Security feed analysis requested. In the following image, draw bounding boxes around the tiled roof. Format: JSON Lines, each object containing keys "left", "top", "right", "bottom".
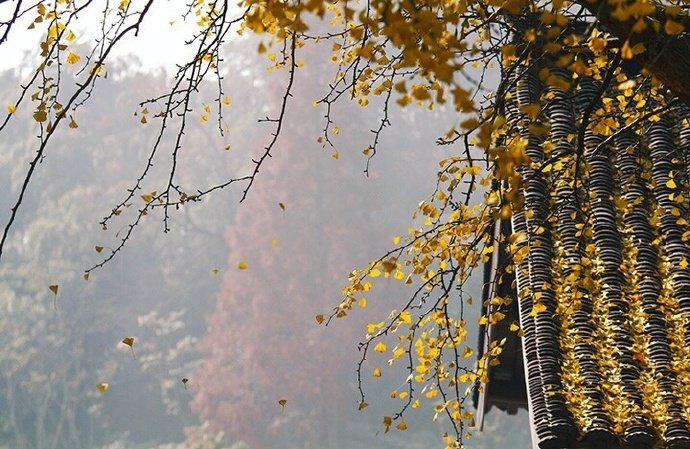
{"left": 477, "top": 53, "right": 690, "bottom": 448}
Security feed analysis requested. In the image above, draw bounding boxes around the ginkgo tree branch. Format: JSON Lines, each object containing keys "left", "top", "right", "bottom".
{"left": 241, "top": 32, "right": 298, "bottom": 202}
{"left": 0, "top": 0, "right": 156, "bottom": 263}
{"left": 0, "top": 0, "right": 22, "bottom": 44}
{"left": 573, "top": 51, "right": 621, "bottom": 196}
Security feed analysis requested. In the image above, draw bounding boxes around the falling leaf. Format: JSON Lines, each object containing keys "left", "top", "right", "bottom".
{"left": 271, "top": 239, "right": 279, "bottom": 248}
{"left": 373, "top": 367, "right": 382, "bottom": 377}
{"left": 211, "top": 268, "right": 220, "bottom": 275}
{"left": 331, "top": 151, "right": 339, "bottom": 160}
{"left": 383, "top": 416, "right": 392, "bottom": 433}
{"left": 315, "top": 314, "right": 324, "bottom": 324}
{"left": 66, "top": 51, "right": 81, "bottom": 64}
{"left": 278, "top": 399, "right": 287, "bottom": 410}
{"left": 238, "top": 260, "right": 248, "bottom": 270}
{"left": 182, "top": 378, "right": 189, "bottom": 389}
{"left": 97, "top": 382, "right": 109, "bottom": 393}
{"left": 95, "top": 245, "right": 104, "bottom": 253}
{"left": 278, "top": 202, "right": 285, "bottom": 211}
{"left": 666, "top": 178, "right": 677, "bottom": 189}
{"left": 49, "top": 284, "right": 58, "bottom": 295}
{"left": 223, "top": 96, "right": 231, "bottom": 105}
{"left": 121, "top": 337, "right": 136, "bottom": 358}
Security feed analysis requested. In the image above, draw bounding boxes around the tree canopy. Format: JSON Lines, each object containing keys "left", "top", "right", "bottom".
{"left": 2, "top": 0, "right": 690, "bottom": 448}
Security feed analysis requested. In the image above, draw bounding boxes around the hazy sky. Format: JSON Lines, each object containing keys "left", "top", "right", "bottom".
{"left": 0, "top": 1, "right": 206, "bottom": 73}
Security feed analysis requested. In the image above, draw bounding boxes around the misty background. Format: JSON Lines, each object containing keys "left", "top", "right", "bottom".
{"left": 0, "top": 22, "right": 531, "bottom": 449}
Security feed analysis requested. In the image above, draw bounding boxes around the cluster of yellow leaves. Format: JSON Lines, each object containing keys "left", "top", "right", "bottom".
{"left": 21, "top": 1, "right": 100, "bottom": 129}
{"left": 328, "top": 151, "right": 503, "bottom": 435}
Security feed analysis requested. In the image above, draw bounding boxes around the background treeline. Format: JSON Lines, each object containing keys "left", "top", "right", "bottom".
{"left": 0, "top": 40, "right": 530, "bottom": 449}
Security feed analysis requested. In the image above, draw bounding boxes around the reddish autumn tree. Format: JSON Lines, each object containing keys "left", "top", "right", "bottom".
{"left": 190, "top": 60, "right": 424, "bottom": 448}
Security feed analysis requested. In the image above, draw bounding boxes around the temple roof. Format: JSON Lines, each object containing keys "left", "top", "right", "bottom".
{"left": 476, "top": 52, "right": 690, "bottom": 449}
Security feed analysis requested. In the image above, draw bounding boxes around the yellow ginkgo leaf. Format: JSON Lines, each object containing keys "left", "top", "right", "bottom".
{"left": 358, "top": 401, "right": 368, "bottom": 410}
{"left": 665, "top": 19, "right": 685, "bottom": 35}
{"left": 315, "top": 314, "right": 324, "bottom": 324}
{"left": 66, "top": 51, "right": 81, "bottom": 64}
{"left": 331, "top": 151, "right": 339, "bottom": 160}
{"left": 374, "top": 342, "right": 387, "bottom": 352}
{"left": 373, "top": 367, "right": 382, "bottom": 377}
{"left": 529, "top": 302, "right": 547, "bottom": 317}
{"left": 83, "top": 272, "right": 90, "bottom": 281}
{"left": 141, "top": 192, "right": 156, "bottom": 203}
{"left": 238, "top": 260, "right": 248, "bottom": 270}
{"left": 68, "top": 116, "right": 78, "bottom": 128}
{"left": 95, "top": 246, "right": 104, "bottom": 253}
{"left": 33, "top": 110, "right": 47, "bottom": 122}
{"left": 121, "top": 337, "right": 136, "bottom": 358}
{"left": 97, "top": 382, "right": 109, "bottom": 393}
{"left": 6, "top": 104, "right": 16, "bottom": 114}
{"left": 666, "top": 178, "right": 677, "bottom": 189}
{"left": 49, "top": 284, "right": 58, "bottom": 295}
{"left": 396, "top": 421, "right": 408, "bottom": 431}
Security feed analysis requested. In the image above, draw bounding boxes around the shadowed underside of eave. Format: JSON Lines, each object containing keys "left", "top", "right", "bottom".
{"left": 479, "top": 49, "right": 690, "bottom": 449}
